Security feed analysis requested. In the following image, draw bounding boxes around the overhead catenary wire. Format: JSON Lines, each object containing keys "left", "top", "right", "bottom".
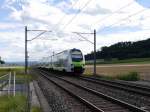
{"left": 75, "top": 33, "right": 94, "bottom": 44}
{"left": 28, "top": 31, "right": 47, "bottom": 41}
{"left": 97, "top": 7, "right": 149, "bottom": 32}
{"left": 61, "top": 0, "right": 134, "bottom": 34}
{"left": 59, "top": 0, "right": 134, "bottom": 43}
{"left": 25, "top": 1, "right": 150, "bottom": 63}
{"left": 71, "top": 5, "right": 149, "bottom": 46}
{"left": 62, "top": 0, "right": 93, "bottom": 30}
{"left": 91, "top": 1, "right": 134, "bottom": 28}
{"left": 53, "top": 0, "right": 80, "bottom": 30}
{"left": 27, "top": 30, "right": 52, "bottom": 41}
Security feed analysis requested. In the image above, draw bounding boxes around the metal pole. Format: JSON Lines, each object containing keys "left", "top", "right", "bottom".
{"left": 8, "top": 72, "right": 11, "bottom": 95}
{"left": 13, "top": 71, "right": 15, "bottom": 96}
{"left": 25, "top": 26, "right": 29, "bottom": 112}
{"left": 94, "top": 29, "right": 96, "bottom": 75}
{"left": 25, "top": 26, "right": 28, "bottom": 74}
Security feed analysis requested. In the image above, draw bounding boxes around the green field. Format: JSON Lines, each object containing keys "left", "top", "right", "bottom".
{"left": 0, "top": 67, "right": 34, "bottom": 83}
{"left": 86, "top": 58, "right": 150, "bottom": 65}
{"left": 0, "top": 66, "right": 41, "bottom": 112}
{"left": 0, "top": 94, "right": 41, "bottom": 112}
{"left": 0, "top": 66, "right": 24, "bottom": 76}
{"left": 0, "top": 94, "right": 27, "bottom": 112}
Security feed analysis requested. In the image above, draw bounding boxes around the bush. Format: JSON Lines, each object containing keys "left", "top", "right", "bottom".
{"left": 98, "top": 72, "right": 140, "bottom": 81}
{"left": 116, "top": 72, "right": 140, "bottom": 81}
{"left": 0, "top": 94, "right": 27, "bottom": 112}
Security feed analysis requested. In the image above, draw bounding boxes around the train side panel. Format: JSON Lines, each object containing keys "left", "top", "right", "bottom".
{"left": 52, "top": 50, "right": 71, "bottom": 72}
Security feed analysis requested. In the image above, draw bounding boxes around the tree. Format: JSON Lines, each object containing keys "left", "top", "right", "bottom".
{"left": 0, "top": 57, "right": 5, "bottom": 64}
{"left": 85, "top": 38, "right": 150, "bottom": 60}
{"left": 0, "top": 60, "right": 5, "bottom": 64}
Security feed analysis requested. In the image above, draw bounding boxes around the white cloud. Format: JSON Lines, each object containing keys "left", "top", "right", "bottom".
{"left": 0, "top": 22, "right": 23, "bottom": 30}
{"left": 0, "top": 0, "right": 150, "bottom": 61}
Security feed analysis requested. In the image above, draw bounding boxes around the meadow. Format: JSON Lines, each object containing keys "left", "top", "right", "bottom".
{"left": 85, "top": 58, "right": 150, "bottom": 65}
{"left": 84, "top": 64, "right": 150, "bottom": 80}
{"left": 0, "top": 66, "right": 41, "bottom": 112}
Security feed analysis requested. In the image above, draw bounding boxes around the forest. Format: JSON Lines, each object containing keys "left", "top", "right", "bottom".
{"left": 85, "top": 38, "right": 150, "bottom": 60}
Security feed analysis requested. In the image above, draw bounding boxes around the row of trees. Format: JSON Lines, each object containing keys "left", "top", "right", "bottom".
{"left": 0, "top": 56, "right": 5, "bottom": 64}
{"left": 85, "top": 38, "right": 150, "bottom": 60}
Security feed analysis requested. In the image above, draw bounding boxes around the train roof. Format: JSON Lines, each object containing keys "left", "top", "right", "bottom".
{"left": 52, "top": 48, "right": 81, "bottom": 56}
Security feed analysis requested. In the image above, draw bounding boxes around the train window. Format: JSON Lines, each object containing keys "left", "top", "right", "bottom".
{"left": 71, "top": 50, "right": 83, "bottom": 62}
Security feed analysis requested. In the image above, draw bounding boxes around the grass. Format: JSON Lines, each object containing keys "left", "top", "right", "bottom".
{"left": 86, "top": 57, "right": 150, "bottom": 65}
{"left": 98, "top": 75, "right": 115, "bottom": 80}
{"left": 95, "top": 71, "right": 141, "bottom": 81}
{"left": 0, "top": 94, "right": 27, "bottom": 112}
{"left": 0, "top": 67, "right": 35, "bottom": 83}
{"left": 31, "top": 106, "right": 42, "bottom": 112}
{"left": 0, "top": 94, "right": 42, "bottom": 112}
{"left": 0, "top": 67, "right": 41, "bottom": 112}
{"left": 84, "top": 63, "right": 150, "bottom": 80}
{"left": 0, "top": 69, "right": 11, "bottom": 77}
{"left": 116, "top": 72, "right": 140, "bottom": 81}
{"left": 0, "top": 66, "right": 24, "bottom": 71}
{"left": 0, "top": 67, "right": 24, "bottom": 77}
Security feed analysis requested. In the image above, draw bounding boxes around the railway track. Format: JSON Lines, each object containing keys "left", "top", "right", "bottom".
{"left": 38, "top": 70, "right": 148, "bottom": 112}
{"left": 36, "top": 73, "right": 92, "bottom": 112}
{"left": 80, "top": 76, "right": 150, "bottom": 97}
{"left": 58, "top": 76, "right": 150, "bottom": 111}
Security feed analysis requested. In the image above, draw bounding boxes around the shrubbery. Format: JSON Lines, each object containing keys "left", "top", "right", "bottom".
{"left": 116, "top": 72, "right": 140, "bottom": 81}
{"left": 99, "top": 71, "right": 140, "bottom": 81}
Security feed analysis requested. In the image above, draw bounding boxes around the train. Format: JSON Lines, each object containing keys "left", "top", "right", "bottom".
{"left": 39, "top": 48, "right": 85, "bottom": 74}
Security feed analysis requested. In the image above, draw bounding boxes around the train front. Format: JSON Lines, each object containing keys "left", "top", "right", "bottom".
{"left": 70, "top": 49, "right": 85, "bottom": 74}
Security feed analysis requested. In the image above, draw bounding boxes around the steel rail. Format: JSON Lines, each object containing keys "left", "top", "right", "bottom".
{"left": 39, "top": 72, "right": 104, "bottom": 112}
{"left": 80, "top": 76, "right": 150, "bottom": 96}
{"left": 87, "top": 76, "right": 150, "bottom": 89}
{"left": 39, "top": 70, "right": 148, "bottom": 112}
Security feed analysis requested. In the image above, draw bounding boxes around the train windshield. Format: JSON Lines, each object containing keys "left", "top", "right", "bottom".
{"left": 71, "top": 50, "right": 83, "bottom": 62}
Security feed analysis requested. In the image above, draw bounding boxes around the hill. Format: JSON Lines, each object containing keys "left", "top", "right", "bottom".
{"left": 85, "top": 38, "right": 150, "bottom": 61}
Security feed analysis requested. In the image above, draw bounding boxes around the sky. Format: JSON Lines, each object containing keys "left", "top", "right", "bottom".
{"left": 0, "top": 0, "right": 150, "bottom": 62}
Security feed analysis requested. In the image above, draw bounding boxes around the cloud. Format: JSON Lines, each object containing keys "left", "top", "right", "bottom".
{"left": 0, "top": 0, "right": 150, "bottom": 62}
{"left": 0, "top": 22, "right": 22, "bottom": 30}
{"left": 83, "top": 5, "right": 112, "bottom": 15}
